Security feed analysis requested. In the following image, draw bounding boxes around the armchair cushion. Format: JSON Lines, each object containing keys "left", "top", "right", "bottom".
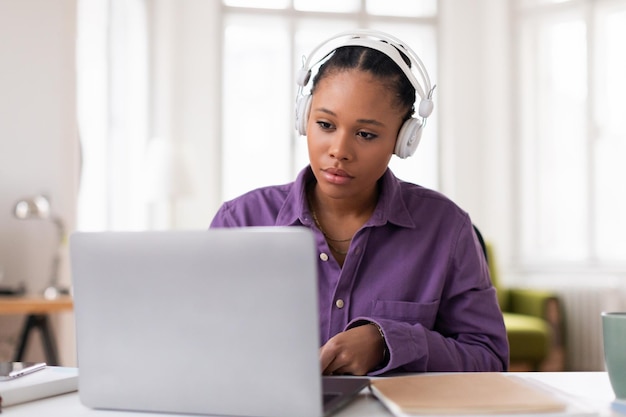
{"left": 503, "top": 312, "right": 550, "bottom": 362}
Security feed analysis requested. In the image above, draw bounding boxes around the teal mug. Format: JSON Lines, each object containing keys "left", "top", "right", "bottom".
{"left": 602, "top": 312, "right": 626, "bottom": 401}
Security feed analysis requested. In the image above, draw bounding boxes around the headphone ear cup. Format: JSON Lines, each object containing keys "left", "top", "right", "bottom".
{"left": 295, "top": 94, "right": 312, "bottom": 136}
{"left": 394, "top": 118, "right": 423, "bottom": 159}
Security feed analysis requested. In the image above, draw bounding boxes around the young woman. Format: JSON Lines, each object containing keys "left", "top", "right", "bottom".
{"left": 210, "top": 30, "right": 509, "bottom": 375}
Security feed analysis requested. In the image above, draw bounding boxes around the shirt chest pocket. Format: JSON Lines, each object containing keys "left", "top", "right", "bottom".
{"left": 371, "top": 300, "right": 439, "bottom": 328}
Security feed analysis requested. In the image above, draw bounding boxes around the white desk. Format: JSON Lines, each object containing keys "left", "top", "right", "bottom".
{"left": 5, "top": 372, "right": 619, "bottom": 417}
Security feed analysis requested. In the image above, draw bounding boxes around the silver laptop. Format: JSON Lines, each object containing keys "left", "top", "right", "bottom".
{"left": 70, "top": 227, "right": 368, "bottom": 417}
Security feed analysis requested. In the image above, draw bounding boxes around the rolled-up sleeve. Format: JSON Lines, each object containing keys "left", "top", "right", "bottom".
{"left": 346, "top": 219, "right": 509, "bottom": 375}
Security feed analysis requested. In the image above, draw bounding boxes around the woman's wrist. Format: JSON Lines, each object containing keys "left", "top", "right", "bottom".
{"left": 369, "top": 322, "right": 389, "bottom": 366}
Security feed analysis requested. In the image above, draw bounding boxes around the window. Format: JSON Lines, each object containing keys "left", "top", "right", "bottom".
{"left": 515, "top": 0, "right": 626, "bottom": 268}
{"left": 76, "top": 1, "right": 438, "bottom": 230}
{"left": 221, "top": 1, "right": 439, "bottom": 200}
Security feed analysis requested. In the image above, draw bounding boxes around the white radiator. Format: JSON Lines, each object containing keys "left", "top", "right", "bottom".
{"left": 550, "top": 285, "right": 624, "bottom": 371}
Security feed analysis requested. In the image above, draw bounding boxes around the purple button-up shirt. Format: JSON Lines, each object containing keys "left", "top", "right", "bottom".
{"left": 210, "top": 166, "right": 509, "bottom": 374}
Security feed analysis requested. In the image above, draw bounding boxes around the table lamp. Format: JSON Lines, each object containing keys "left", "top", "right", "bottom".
{"left": 13, "top": 194, "right": 69, "bottom": 299}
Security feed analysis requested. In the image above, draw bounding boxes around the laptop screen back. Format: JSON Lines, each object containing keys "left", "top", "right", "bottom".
{"left": 71, "top": 227, "right": 323, "bottom": 417}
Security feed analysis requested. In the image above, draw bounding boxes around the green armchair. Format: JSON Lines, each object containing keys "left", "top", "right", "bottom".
{"left": 474, "top": 228, "right": 565, "bottom": 371}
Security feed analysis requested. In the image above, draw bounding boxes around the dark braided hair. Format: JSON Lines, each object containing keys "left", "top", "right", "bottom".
{"left": 310, "top": 45, "right": 416, "bottom": 121}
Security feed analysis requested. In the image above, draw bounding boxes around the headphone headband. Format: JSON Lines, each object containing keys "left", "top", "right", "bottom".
{"left": 296, "top": 29, "right": 435, "bottom": 118}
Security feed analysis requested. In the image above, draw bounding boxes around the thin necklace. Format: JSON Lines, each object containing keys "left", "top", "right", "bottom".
{"left": 307, "top": 196, "right": 352, "bottom": 255}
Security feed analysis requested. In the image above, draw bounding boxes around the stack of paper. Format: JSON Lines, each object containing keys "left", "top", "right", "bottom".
{"left": 0, "top": 366, "right": 78, "bottom": 409}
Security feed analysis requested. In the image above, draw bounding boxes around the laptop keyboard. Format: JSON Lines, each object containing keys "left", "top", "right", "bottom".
{"left": 323, "top": 392, "right": 341, "bottom": 405}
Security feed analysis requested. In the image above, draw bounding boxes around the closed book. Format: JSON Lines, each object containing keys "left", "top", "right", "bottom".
{"left": 370, "top": 373, "right": 569, "bottom": 416}
{"left": 0, "top": 366, "right": 78, "bottom": 409}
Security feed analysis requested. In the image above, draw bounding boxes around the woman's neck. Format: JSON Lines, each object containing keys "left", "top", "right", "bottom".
{"left": 309, "top": 184, "right": 378, "bottom": 219}
{"left": 307, "top": 183, "right": 378, "bottom": 266}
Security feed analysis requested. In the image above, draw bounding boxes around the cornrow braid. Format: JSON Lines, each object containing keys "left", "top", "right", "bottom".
{"left": 311, "top": 45, "right": 416, "bottom": 121}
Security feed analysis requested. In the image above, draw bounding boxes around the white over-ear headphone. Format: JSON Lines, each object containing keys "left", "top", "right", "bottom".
{"left": 295, "top": 29, "right": 436, "bottom": 159}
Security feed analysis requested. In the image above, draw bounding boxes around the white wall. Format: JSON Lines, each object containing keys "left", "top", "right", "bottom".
{"left": 0, "top": 0, "right": 79, "bottom": 365}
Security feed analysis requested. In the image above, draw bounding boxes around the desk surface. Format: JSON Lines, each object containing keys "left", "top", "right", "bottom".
{"left": 0, "top": 296, "right": 73, "bottom": 315}
{"left": 3, "top": 372, "right": 619, "bottom": 417}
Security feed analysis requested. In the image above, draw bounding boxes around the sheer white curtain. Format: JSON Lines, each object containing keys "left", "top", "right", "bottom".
{"left": 76, "top": 0, "right": 148, "bottom": 231}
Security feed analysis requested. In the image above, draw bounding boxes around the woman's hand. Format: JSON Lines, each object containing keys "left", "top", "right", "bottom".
{"left": 319, "top": 323, "right": 385, "bottom": 376}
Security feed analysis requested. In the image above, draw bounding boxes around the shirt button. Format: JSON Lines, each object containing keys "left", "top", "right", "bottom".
{"left": 335, "top": 299, "right": 345, "bottom": 309}
{"left": 354, "top": 246, "right": 361, "bottom": 255}
{"left": 320, "top": 253, "right": 329, "bottom": 261}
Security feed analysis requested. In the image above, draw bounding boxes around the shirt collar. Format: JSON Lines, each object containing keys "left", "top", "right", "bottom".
{"left": 275, "top": 166, "right": 314, "bottom": 227}
{"left": 369, "top": 169, "right": 416, "bottom": 229}
{"left": 275, "top": 166, "right": 416, "bottom": 229}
